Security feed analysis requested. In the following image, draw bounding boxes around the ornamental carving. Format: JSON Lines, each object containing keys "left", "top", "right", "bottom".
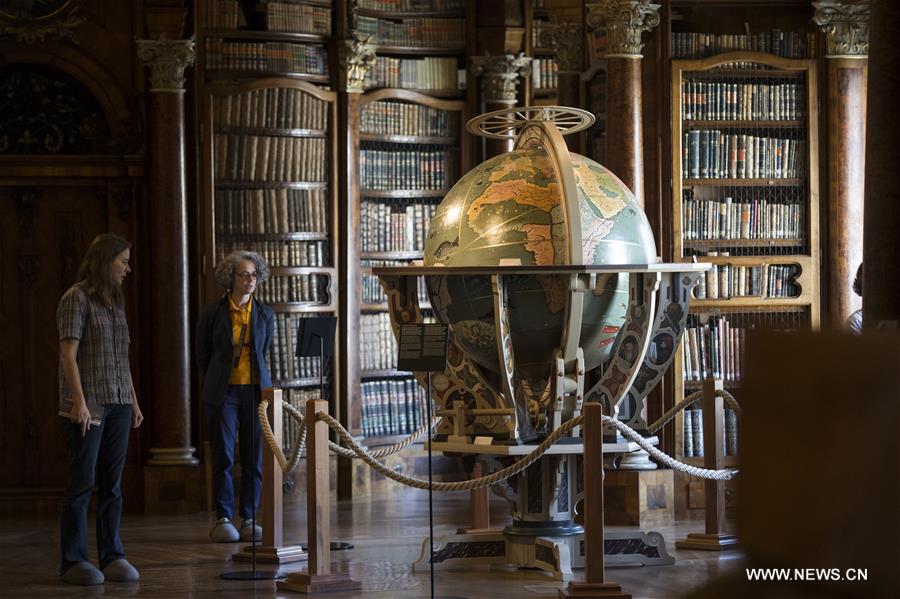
{"left": 813, "top": 1, "right": 869, "bottom": 57}
{"left": 339, "top": 37, "right": 377, "bottom": 94}
{"left": 469, "top": 54, "right": 532, "bottom": 102}
{"left": 136, "top": 35, "right": 196, "bottom": 92}
{"left": 0, "top": 0, "right": 86, "bottom": 43}
{"left": 586, "top": 0, "right": 660, "bottom": 57}
{"left": 539, "top": 22, "right": 584, "bottom": 73}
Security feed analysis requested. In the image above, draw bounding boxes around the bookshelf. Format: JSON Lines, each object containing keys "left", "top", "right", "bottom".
{"left": 197, "top": 0, "right": 340, "bottom": 453}
{"left": 354, "top": 87, "right": 467, "bottom": 441}
{"left": 670, "top": 51, "right": 820, "bottom": 476}
{"left": 526, "top": 0, "right": 558, "bottom": 106}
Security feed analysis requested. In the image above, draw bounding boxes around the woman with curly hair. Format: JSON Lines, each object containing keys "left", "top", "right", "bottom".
{"left": 57, "top": 233, "right": 143, "bottom": 585}
{"left": 196, "top": 251, "right": 274, "bottom": 542}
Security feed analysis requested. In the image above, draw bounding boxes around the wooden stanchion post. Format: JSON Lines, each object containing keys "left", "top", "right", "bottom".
{"left": 458, "top": 460, "right": 491, "bottom": 533}
{"left": 233, "top": 388, "right": 307, "bottom": 564}
{"left": 675, "top": 378, "right": 738, "bottom": 551}
{"left": 560, "top": 403, "right": 631, "bottom": 599}
{"left": 278, "top": 400, "right": 360, "bottom": 593}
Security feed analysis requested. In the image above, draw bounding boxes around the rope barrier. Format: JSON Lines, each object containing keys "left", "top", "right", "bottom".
{"left": 647, "top": 388, "right": 742, "bottom": 434}
{"left": 259, "top": 393, "right": 739, "bottom": 489}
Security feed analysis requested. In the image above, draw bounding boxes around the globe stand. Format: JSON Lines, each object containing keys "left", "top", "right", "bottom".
{"left": 373, "top": 105, "right": 710, "bottom": 585}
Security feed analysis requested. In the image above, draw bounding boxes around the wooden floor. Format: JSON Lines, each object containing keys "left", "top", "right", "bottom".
{"left": 0, "top": 486, "right": 744, "bottom": 598}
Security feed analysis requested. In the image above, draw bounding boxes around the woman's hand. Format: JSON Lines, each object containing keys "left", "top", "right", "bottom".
{"left": 132, "top": 401, "right": 144, "bottom": 429}
{"left": 70, "top": 399, "right": 93, "bottom": 438}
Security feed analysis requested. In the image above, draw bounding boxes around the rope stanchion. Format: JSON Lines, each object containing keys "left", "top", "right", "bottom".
{"left": 647, "top": 387, "right": 742, "bottom": 434}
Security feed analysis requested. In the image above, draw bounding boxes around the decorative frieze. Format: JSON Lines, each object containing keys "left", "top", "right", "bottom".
{"left": 586, "top": 0, "right": 660, "bottom": 58}
{"left": 539, "top": 22, "right": 584, "bottom": 74}
{"left": 813, "top": 1, "right": 870, "bottom": 58}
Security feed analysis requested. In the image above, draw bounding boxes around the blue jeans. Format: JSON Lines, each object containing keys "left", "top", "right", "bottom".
{"left": 207, "top": 385, "right": 262, "bottom": 521}
{"left": 60, "top": 403, "right": 132, "bottom": 574}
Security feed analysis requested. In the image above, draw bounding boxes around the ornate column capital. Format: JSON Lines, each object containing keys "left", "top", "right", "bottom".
{"left": 339, "top": 37, "right": 377, "bottom": 94}
{"left": 136, "top": 35, "right": 196, "bottom": 93}
{"left": 469, "top": 53, "right": 532, "bottom": 103}
{"left": 586, "top": 0, "right": 660, "bottom": 58}
{"left": 813, "top": 1, "right": 870, "bottom": 58}
{"left": 539, "top": 21, "right": 584, "bottom": 73}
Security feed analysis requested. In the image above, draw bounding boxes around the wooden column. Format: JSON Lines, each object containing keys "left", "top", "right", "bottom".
{"left": 560, "top": 403, "right": 630, "bottom": 598}
{"left": 675, "top": 379, "right": 737, "bottom": 550}
{"left": 543, "top": 21, "right": 585, "bottom": 152}
{"left": 470, "top": 54, "right": 532, "bottom": 159}
{"left": 586, "top": 0, "right": 660, "bottom": 206}
{"left": 278, "top": 400, "right": 360, "bottom": 593}
{"left": 814, "top": 1, "right": 870, "bottom": 329}
{"left": 863, "top": 0, "right": 900, "bottom": 330}
{"left": 136, "top": 37, "right": 197, "bottom": 468}
{"left": 336, "top": 36, "right": 376, "bottom": 500}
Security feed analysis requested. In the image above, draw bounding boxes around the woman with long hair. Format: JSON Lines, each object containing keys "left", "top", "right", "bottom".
{"left": 196, "top": 250, "right": 274, "bottom": 542}
{"left": 57, "top": 233, "right": 143, "bottom": 585}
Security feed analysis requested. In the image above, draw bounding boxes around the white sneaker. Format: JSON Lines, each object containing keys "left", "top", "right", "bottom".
{"left": 240, "top": 519, "right": 263, "bottom": 542}
{"left": 210, "top": 517, "right": 240, "bottom": 542}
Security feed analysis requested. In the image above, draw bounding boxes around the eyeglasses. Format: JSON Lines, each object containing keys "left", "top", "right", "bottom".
{"left": 236, "top": 272, "right": 259, "bottom": 280}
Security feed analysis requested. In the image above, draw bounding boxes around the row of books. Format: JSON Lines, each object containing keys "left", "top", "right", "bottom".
{"left": 681, "top": 194, "right": 804, "bottom": 241}
{"left": 361, "top": 378, "right": 428, "bottom": 438}
{"left": 216, "top": 240, "right": 330, "bottom": 268}
{"left": 682, "top": 131, "right": 805, "bottom": 179}
{"left": 214, "top": 188, "right": 330, "bottom": 234}
{"left": 693, "top": 262, "right": 800, "bottom": 300}
{"left": 361, "top": 201, "right": 436, "bottom": 253}
{"left": 213, "top": 88, "right": 329, "bottom": 131}
{"left": 682, "top": 408, "right": 739, "bottom": 457}
{"left": 360, "top": 101, "right": 455, "bottom": 137}
{"left": 202, "top": 0, "right": 243, "bottom": 28}
{"left": 532, "top": 19, "right": 551, "bottom": 49}
{"left": 683, "top": 316, "right": 747, "bottom": 383}
{"left": 262, "top": 2, "right": 332, "bottom": 35}
{"left": 254, "top": 273, "right": 330, "bottom": 305}
{"left": 358, "top": 0, "right": 465, "bottom": 10}
{"left": 363, "top": 56, "right": 461, "bottom": 91}
{"left": 280, "top": 388, "right": 318, "bottom": 451}
{"left": 361, "top": 312, "right": 399, "bottom": 371}
{"left": 361, "top": 260, "right": 430, "bottom": 305}
{"left": 214, "top": 134, "right": 328, "bottom": 182}
{"left": 672, "top": 31, "right": 816, "bottom": 59}
{"left": 356, "top": 16, "right": 465, "bottom": 48}
{"left": 681, "top": 80, "right": 804, "bottom": 121}
{"left": 359, "top": 147, "right": 452, "bottom": 190}
{"left": 203, "top": 38, "right": 329, "bottom": 75}
{"left": 533, "top": 58, "right": 558, "bottom": 90}
{"left": 267, "top": 313, "right": 327, "bottom": 383}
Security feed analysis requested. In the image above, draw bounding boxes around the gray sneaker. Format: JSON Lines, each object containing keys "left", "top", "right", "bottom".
{"left": 61, "top": 561, "right": 104, "bottom": 585}
{"left": 210, "top": 517, "right": 240, "bottom": 542}
{"left": 240, "top": 519, "right": 263, "bottom": 542}
{"left": 102, "top": 558, "right": 139, "bottom": 582}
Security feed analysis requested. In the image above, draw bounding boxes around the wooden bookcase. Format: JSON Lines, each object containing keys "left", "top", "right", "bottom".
{"left": 670, "top": 51, "right": 820, "bottom": 487}
{"left": 353, "top": 88, "right": 468, "bottom": 441}
{"left": 196, "top": 0, "right": 340, "bottom": 452}
{"left": 524, "top": 0, "right": 558, "bottom": 106}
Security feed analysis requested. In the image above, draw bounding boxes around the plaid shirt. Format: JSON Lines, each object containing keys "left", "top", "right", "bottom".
{"left": 57, "top": 284, "right": 133, "bottom": 416}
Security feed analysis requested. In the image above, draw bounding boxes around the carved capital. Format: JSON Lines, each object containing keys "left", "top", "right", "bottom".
{"left": 813, "top": 1, "right": 869, "bottom": 58}
{"left": 586, "top": 0, "right": 660, "bottom": 57}
{"left": 339, "top": 37, "right": 377, "bottom": 94}
{"left": 136, "top": 35, "right": 196, "bottom": 92}
{"left": 469, "top": 53, "right": 532, "bottom": 102}
{"left": 539, "top": 22, "right": 584, "bottom": 73}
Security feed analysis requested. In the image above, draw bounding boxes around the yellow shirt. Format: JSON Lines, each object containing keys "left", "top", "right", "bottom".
{"left": 227, "top": 295, "right": 253, "bottom": 385}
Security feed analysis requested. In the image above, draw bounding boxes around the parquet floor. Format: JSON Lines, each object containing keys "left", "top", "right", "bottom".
{"left": 0, "top": 487, "right": 743, "bottom": 598}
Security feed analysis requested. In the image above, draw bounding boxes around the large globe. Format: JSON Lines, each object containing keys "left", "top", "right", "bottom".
{"left": 423, "top": 146, "right": 657, "bottom": 384}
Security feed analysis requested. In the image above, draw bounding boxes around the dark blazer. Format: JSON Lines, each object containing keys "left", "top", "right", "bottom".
{"left": 196, "top": 295, "right": 275, "bottom": 405}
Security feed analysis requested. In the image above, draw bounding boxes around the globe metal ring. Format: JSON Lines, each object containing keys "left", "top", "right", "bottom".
{"left": 466, "top": 106, "right": 595, "bottom": 140}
